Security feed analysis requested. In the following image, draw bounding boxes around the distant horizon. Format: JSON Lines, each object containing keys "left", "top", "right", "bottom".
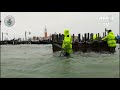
{"left": 1, "top": 12, "right": 119, "bottom": 40}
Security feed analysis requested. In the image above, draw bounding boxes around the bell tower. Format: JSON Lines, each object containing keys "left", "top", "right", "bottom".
{"left": 45, "top": 25, "right": 47, "bottom": 38}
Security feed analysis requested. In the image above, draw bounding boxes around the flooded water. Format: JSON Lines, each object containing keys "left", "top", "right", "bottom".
{"left": 1, "top": 44, "right": 120, "bottom": 78}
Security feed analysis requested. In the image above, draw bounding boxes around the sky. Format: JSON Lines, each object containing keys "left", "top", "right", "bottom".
{"left": 0, "top": 12, "right": 119, "bottom": 40}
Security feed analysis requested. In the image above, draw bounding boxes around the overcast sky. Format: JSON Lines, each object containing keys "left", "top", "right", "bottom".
{"left": 1, "top": 12, "right": 119, "bottom": 40}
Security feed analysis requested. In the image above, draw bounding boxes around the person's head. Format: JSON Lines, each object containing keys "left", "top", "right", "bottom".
{"left": 108, "top": 30, "right": 112, "bottom": 34}
{"left": 64, "top": 29, "right": 69, "bottom": 36}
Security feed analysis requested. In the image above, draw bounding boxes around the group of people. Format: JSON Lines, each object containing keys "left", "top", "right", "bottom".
{"left": 62, "top": 29, "right": 117, "bottom": 57}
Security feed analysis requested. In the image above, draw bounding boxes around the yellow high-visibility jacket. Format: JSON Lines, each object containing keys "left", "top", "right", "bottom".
{"left": 62, "top": 29, "right": 72, "bottom": 53}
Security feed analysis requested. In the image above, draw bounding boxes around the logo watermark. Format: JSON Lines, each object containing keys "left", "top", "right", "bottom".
{"left": 99, "top": 15, "right": 114, "bottom": 26}
{"left": 4, "top": 15, "right": 15, "bottom": 27}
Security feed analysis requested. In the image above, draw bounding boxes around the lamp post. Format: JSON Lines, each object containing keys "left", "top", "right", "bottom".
{"left": 25, "top": 31, "right": 31, "bottom": 41}
{"left": 0, "top": 21, "right": 1, "bottom": 41}
{"left": 2, "top": 32, "right": 8, "bottom": 41}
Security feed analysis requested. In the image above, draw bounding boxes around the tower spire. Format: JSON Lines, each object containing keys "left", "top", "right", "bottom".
{"left": 45, "top": 25, "right": 47, "bottom": 38}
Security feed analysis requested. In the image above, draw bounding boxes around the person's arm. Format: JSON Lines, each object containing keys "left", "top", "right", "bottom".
{"left": 102, "top": 35, "right": 108, "bottom": 41}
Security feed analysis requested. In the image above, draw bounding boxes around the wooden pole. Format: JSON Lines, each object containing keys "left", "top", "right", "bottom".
{"left": 73, "top": 34, "right": 75, "bottom": 42}
{"left": 98, "top": 33, "right": 99, "bottom": 39}
{"left": 52, "top": 34, "right": 54, "bottom": 42}
{"left": 88, "top": 33, "right": 89, "bottom": 41}
{"left": 96, "top": 34, "right": 97, "bottom": 39}
{"left": 62, "top": 34, "right": 64, "bottom": 41}
{"left": 90, "top": 33, "right": 93, "bottom": 41}
{"left": 82, "top": 35, "right": 84, "bottom": 41}
{"left": 78, "top": 34, "right": 81, "bottom": 42}
{"left": 56, "top": 34, "right": 58, "bottom": 42}
{"left": 85, "top": 33, "right": 86, "bottom": 42}
{"left": 105, "top": 28, "right": 107, "bottom": 36}
{"left": 2, "top": 32, "right": 3, "bottom": 41}
{"left": 58, "top": 33, "right": 61, "bottom": 42}
{"left": 103, "top": 32, "right": 104, "bottom": 37}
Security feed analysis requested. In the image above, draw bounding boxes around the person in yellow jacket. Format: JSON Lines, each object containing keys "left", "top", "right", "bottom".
{"left": 93, "top": 34, "right": 97, "bottom": 40}
{"left": 62, "top": 29, "right": 72, "bottom": 56}
{"left": 93, "top": 34, "right": 101, "bottom": 40}
{"left": 102, "top": 30, "right": 117, "bottom": 53}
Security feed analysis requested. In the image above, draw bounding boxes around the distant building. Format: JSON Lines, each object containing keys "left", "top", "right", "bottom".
{"left": 45, "top": 25, "right": 47, "bottom": 38}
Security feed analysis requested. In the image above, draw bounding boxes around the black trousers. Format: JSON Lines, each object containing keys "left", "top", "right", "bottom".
{"left": 64, "top": 52, "right": 70, "bottom": 57}
{"left": 109, "top": 47, "right": 116, "bottom": 53}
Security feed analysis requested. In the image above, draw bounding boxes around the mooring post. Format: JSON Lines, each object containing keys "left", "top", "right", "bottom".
{"left": 58, "top": 33, "right": 62, "bottom": 42}
{"left": 105, "top": 28, "right": 107, "bottom": 36}
{"left": 88, "top": 33, "right": 89, "bottom": 41}
{"left": 85, "top": 33, "right": 87, "bottom": 42}
{"left": 52, "top": 34, "right": 54, "bottom": 42}
{"left": 90, "top": 33, "right": 93, "bottom": 41}
{"left": 103, "top": 32, "right": 105, "bottom": 37}
{"left": 78, "top": 34, "right": 81, "bottom": 42}
{"left": 90, "top": 33, "right": 92, "bottom": 40}
{"left": 73, "top": 34, "right": 75, "bottom": 42}
{"left": 98, "top": 33, "right": 100, "bottom": 39}
{"left": 62, "top": 34, "right": 64, "bottom": 41}
{"left": 56, "top": 34, "right": 58, "bottom": 42}
{"left": 95, "top": 34, "right": 97, "bottom": 39}
{"left": 82, "top": 35, "right": 84, "bottom": 41}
